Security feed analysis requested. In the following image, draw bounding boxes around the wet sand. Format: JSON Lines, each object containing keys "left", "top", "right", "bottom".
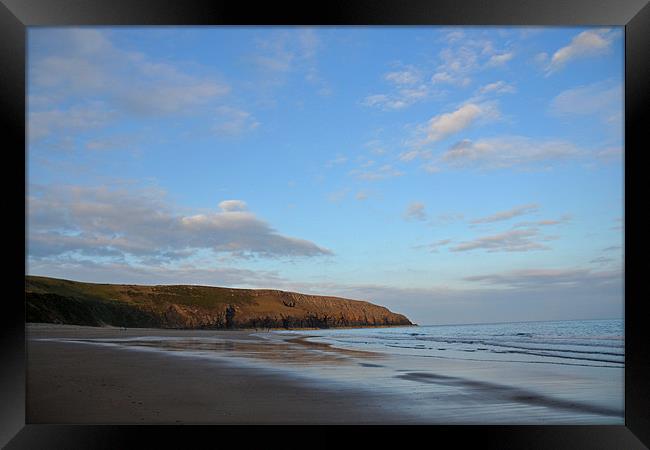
{"left": 26, "top": 324, "right": 408, "bottom": 424}
{"left": 26, "top": 324, "right": 623, "bottom": 424}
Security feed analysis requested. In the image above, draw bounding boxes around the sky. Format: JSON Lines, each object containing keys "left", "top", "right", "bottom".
{"left": 26, "top": 26, "right": 624, "bottom": 325}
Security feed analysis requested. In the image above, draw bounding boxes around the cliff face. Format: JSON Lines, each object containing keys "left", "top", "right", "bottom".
{"left": 25, "top": 276, "right": 413, "bottom": 329}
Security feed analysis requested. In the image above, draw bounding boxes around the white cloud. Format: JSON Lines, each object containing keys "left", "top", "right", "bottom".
{"left": 252, "top": 34, "right": 295, "bottom": 72}
{"left": 546, "top": 29, "right": 618, "bottom": 74}
{"left": 450, "top": 228, "right": 557, "bottom": 253}
{"left": 29, "top": 28, "right": 233, "bottom": 142}
{"left": 121, "top": 80, "right": 229, "bottom": 116}
{"left": 477, "top": 80, "right": 516, "bottom": 96}
{"left": 413, "top": 238, "right": 452, "bottom": 252}
{"left": 296, "top": 28, "right": 320, "bottom": 59}
{"left": 486, "top": 52, "right": 514, "bottom": 66}
{"left": 423, "top": 103, "right": 496, "bottom": 144}
{"left": 534, "top": 52, "right": 549, "bottom": 66}
{"left": 350, "top": 164, "right": 405, "bottom": 181}
{"left": 421, "top": 163, "right": 442, "bottom": 174}
{"left": 384, "top": 68, "right": 422, "bottom": 85}
{"left": 431, "top": 71, "right": 471, "bottom": 87}
{"left": 325, "top": 155, "right": 348, "bottom": 167}
{"left": 29, "top": 103, "right": 115, "bottom": 142}
{"left": 355, "top": 191, "right": 369, "bottom": 201}
{"left": 28, "top": 184, "right": 332, "bottom": 261}
{"left": 438, "top": 46, "right": 479, "bottom": 77}
{"left": 399, "top": 150, "right": 427, "bottom": 162}
{"left": 363, "top": 94, "right": 405, "bottom": 110}
{"left": 590, "top": 256, "right": 616, "bottom": 266}
{"left": 470, "top": 203, "right": 539, "bottom": 224}
{"left": 550, "top": 80, "right": 622, "bottom": 118}
{"left": 218, "top": 200, "right": 248, "bottom": 212}
{"left": 326, "top": 188, "right": 349, "bottom": 203}
{"left": 84, "top": 134, "right": 139, "bottom": 152}
{"left": 362, "top": 83, "right": 436, "bottom": 111}
{"left": 251, "top": 28, "right": 325, "bottom": 91}
{"left": 431, "top": 37, "right": 514, "bottom": 87}
{"left": 441, "top": 136, "right": 583, "bottom": 170}
{"left": 512, "top": 214, "right": 572, "bottom": 228}
{"left": 463, "top": 268, "right": 620, "bottom": 289}
{"left": 595, "top": 147, "right": 623, "bottom": 162}
{"left": 403, "top": 202, "right": 427, "bottom": 221}
{"left": 364, "top": 63, "right": 441, "bottom": 111}
{"left": 212, "top": 106, "right": 260, "bottom": 136}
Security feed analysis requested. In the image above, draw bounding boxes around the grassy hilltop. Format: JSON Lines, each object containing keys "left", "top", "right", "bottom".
{"left": 25, "top": 275, "right": 413, "bottom": 330}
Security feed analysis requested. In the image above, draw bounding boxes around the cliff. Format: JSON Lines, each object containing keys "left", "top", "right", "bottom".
{"left": 25, "top": 276, "right": 413, "bottom": 329}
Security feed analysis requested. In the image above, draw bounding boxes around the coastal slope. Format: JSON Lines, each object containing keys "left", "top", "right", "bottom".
{"left": 25, "top": 275, "right": 413, "bottom": 329}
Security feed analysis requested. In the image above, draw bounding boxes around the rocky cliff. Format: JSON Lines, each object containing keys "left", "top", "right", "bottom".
{"left": 25, "top": 276, "right": 413, "bottom": 329}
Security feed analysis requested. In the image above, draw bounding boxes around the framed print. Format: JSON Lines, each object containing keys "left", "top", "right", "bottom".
{"left": 1, "top": 0, "right": 649, "bottom": 448}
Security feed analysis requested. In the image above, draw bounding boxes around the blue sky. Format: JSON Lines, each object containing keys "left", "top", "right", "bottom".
{"left": 27, "top": 26, "right": 624, "bottom": 325}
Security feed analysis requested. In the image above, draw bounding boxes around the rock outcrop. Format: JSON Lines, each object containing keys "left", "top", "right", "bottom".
{"left": 25, "top": 276, "right": 413, "bottom": 329}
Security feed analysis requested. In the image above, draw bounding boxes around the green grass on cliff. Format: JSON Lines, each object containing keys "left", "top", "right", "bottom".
{"left": 26, "top": 275, "right": 258, "bottom": 309}
{"left": 25, "top": 275, "right": 413, "bottom": 329}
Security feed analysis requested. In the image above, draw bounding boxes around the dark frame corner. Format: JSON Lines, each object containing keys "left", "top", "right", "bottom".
{"left": 2, "top": 0, "right": 648, "bottom": 448}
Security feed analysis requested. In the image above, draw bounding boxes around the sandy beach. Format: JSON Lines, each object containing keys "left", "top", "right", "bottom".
{"left": 27, "top": 324, "right": 411, "bottom": 424}
{"left": 26, "top": 323, "right": 623, "bottom": 425}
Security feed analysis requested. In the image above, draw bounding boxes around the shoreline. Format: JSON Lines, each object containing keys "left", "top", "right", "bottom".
{"left": 27, "top": 324, "right": 414, "bottom": 424}
{"left": 26, "top": 323, "right": 623, "bottom": 425}
{"left": 27, "top": 342, "right": 403, "bottom": 424}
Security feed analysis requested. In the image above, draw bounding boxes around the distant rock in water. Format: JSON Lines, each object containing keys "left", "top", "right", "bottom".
{"left": 25, "top": 276, "right": 413, "bottom": 330}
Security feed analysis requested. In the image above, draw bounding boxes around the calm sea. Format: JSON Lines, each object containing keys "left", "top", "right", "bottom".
{"left": 282, "top": 318, "right": 624, "bottom": 369}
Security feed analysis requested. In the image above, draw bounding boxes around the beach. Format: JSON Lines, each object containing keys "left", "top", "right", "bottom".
{"left": 26, "top": 322, "right": 624, "bottom": 425}
{"left": 27, "top": 324, "right": 411, "bottom": 424}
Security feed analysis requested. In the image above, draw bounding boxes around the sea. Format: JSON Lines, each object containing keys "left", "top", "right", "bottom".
{"left": 266, "top": 318, "right": 624, "bottom": 423}
{"left": 280, "top": 318, "right": 624, "bottom": 369}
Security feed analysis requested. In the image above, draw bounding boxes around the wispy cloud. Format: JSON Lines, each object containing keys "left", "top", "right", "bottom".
{"left": 413, "top": 238, "right": 453, "bottom": 253}
{"left": 450, "top": 228, "right": 557, "bottom": 253}
{"left": 486, "top": 52, "right": 514, "bottom": 67}
{"left": 590, "top": 256, "right": 616, "bottom": 266}
{"left": 327, "top": 188, "right": 349, "bottom": 203}
{"left": 350, "top": 164, "right": 405, "bottom": 181}
{"left": 470, "top": 203, "right": 539, "bottom": 224}
{"left": 403, "top": 202, "right": 428, "bottom": 221}
{"left": 543, "top": 28, "right": 619, "bottom": 74}
{"left": 477, "top": 80, "right": 516, "bottom": 96}
{"left": 384, "top": 67, "right": 423, "bottom": 85}
{"left": 363, "top": 63, "right": 441, "bottom": 110}
{"left": 251, "top": 29, "right": 330, "bottom": 95}
{"left": 362, "top": 85, "right": 436, "bottom": 111}
{"left": 463, "top": 268, "right": 621, "bottom": 289}
{"left": 431, "top": 36, "right": 514, "bottom": 87}
{"left": 212, "top": 106, "right": 260, "bottom": 136}
{"left": 355, "top": 191, "right": 370, "bottom": 201}
{"left": 29, "top": 103, "right": 116, "bottom": 142}
{"left": 325, "top": 155, "right": 349, "bottom": 168}
{"left": 550, "top": 80, "right": 622, "bottom": 122}
{"left": 440, "top": 136, "right": 583, "bottom": 170}
{"left": 512, "top": 214, "right": 572, "bottom": 228}
{"left": 29, "top": 28, "right": 232, "bottom": 142}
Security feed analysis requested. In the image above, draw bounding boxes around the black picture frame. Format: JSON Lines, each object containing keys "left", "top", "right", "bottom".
{"left": 2, "top": 0, "right": 648, "bottom": 448}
